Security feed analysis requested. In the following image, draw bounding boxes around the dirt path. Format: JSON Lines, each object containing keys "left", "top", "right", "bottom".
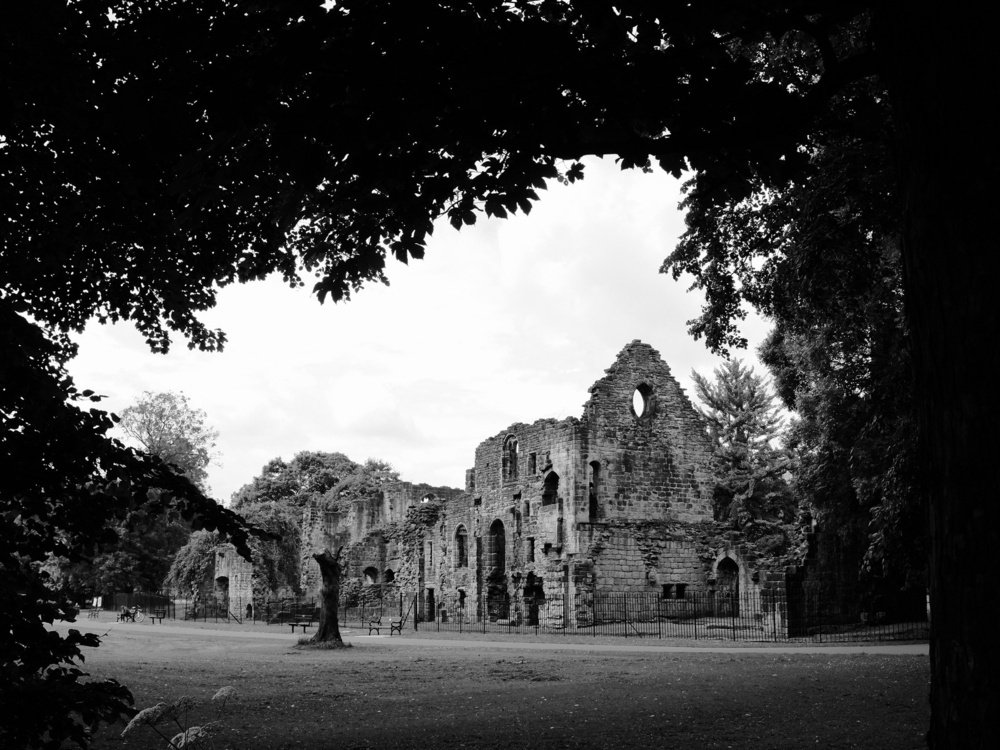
{"left": 66, "top": 621, "right": 929, "bottom": 749}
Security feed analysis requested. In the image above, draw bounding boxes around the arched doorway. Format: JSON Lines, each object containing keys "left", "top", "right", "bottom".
{"left": 425, "top": 588, "right": 436, "bottom": 622}
{"left": 523, "top": 573, "right": 545, "bottom": 626}
{"left": 486, "top": 519, "right": 508, "bottom": 620}
{"left": 716, "top": 557, "right": 740, "bottom": 616}
{"left": 214, "top": 575, "right": 229, "bottom": 617}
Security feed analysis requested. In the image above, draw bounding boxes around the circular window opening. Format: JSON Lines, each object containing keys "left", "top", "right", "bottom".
{"left": 631, "top": 383, "right": 653, "bottom": 420}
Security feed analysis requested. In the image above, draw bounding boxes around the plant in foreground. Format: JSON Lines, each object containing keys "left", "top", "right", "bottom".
{"left": 121, "top": 686, "right": 236, "bottom": 748}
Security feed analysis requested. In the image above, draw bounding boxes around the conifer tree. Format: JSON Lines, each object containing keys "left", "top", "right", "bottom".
{"left": 692, "top": 359, "right": 795, "bottom": 528}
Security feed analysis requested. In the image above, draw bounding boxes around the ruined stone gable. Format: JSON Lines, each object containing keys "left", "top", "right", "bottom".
{"left": 300, "top": 340, "right": 769, "bottom": 626}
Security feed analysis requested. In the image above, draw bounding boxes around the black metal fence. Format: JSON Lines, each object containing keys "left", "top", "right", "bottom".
{"left": 96, "top": 589, "right": 928, "bottom": 642}
{"left": 94, "top": 592, "right": 177, "bottom": 619}
{"left": 409, "top": 590, "right": 929, "bottom": 642}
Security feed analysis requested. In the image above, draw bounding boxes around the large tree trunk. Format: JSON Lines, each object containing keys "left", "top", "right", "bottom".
{"left": 878, "top": 5, "right": 1000, "bottom": 747}
{"left": 312, "top": 547, "right": 344, "bottom": 644}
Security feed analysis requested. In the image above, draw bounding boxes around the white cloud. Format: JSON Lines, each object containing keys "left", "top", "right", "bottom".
{"left": 67, "top": 157, "right": 771, "bottom": 503}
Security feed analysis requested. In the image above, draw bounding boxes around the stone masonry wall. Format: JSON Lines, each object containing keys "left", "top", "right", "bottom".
{"left": 293, "top": 341, "right": 808, "bottom": 629}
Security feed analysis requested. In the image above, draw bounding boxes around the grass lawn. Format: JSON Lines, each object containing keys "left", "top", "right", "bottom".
{"left": 67, "top": 620, "right": 929, "bottom": 749}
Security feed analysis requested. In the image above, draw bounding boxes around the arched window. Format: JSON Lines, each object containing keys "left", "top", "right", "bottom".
{"left": 363, "top": 567, "right": 379, "bottom": 584}
{"left": 384, "top": 568, "right": 395, "bottom": 583}
{"left": 631, "top": 383, "right": 654, "bottom": 421}
{"left": 542, "top": 471, "right": 559, "bottom": 506}
{"left": 588, "top": 461, "right": 601, "bottom": 520}
{"left": 455, "top": 525, "right": 469, "bottom": 568}
{"left": 488, "top": 519, "right": 506, "bottom": 572}
{"left": 502, "top": 435, "right": 519, "bottom": 482}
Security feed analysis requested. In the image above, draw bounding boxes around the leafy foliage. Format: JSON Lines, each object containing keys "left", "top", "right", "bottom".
{"left": 692, "top": 359, "right": 794, "bottom": 527}
{"left": 663, "top": 64, "right": 924, "bottom": 584}
{"left": 1, "top": 1, "right": 989, "bottom": 745}
{"left": 5, "top": 1, "right": 877, "bottom": 357}
{"left": 162, "top": 530, "right": 221, "bottom": 596}
{"left": 240, "top": 504, "right": 302, "bottom": 600}
{"left": 230, "top": 452, "right": 361, "bottom": 513}
{"left": 224, "top": 452, "right": 396, "bottom": 599}
{"left": 119, "top": 392, "right": 219, "bottom": 494}
{"left": 46, "top": 391, "right": 222, "bottom": 600}
{"left": 0, "top": 308, "right": 255, "bottom": 748}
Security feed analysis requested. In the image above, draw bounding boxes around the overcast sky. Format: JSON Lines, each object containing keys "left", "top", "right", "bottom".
{"left": 67, "top": 157, "right": 771, "bottom": 503}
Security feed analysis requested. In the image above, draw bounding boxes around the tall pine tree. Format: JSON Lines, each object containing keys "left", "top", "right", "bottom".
{"left": 692, "top": 359, "right": 795, "bottom": 529}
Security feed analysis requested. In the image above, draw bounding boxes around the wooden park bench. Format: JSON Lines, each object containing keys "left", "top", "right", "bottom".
{"left": 290, "top": 615, "right": 313, "bottom": 634}
{"left": 367, "top": 615, "right": 405, "bottom": 635}
{"left": 149, "top": 609, "right": 166, "bottom": 624}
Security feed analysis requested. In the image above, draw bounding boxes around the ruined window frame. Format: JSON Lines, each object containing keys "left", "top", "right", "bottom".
{"left": 541, "top": 470, "right": 559, "bottom": 506}
{"left": 501, "top": 434, "right": 519, "bottom": 483}
{"left": 455, "top": 524, "right": 469, "bottom": 568}
{"left": 488, "top": 518, "right": 506, "bottom": 572}
{"left": 630, "top": 382, "right": 655, "bottom": 423}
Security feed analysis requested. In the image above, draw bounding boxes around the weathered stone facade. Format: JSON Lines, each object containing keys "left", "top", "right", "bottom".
{"left": 298, "top": 341, "right": 783, "bottom": 626}
{"left": 193, "top": 543, "right": 255, "bottom": 616}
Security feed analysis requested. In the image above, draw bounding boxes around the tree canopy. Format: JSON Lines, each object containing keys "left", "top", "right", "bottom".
{"left": 3, "top": 2, "right": 998, "bottom": 747}
{"left": 222, "top": 451, "right": 397, "bottom": 600}
{"left": 230, "top": 451, "right": 363, "bottom": 512}
{"left": 44, "top": 392, "right": 225, "bottom": 600}
{"left": 663, "top": 64, "right": 922, "bottom": 586}
{"left": 119, "top": 391, "right": 219, "bottom": 494}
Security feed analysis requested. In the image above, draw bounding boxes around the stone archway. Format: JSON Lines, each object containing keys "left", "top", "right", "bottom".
{"left": 523, "top": 572, "right": 545, "bottom": 626}
{"left": 214, "top": 575, "right": 230, "bottom": 616}
{"left": 715, "top": 556, "right": 740, "bottom": 617}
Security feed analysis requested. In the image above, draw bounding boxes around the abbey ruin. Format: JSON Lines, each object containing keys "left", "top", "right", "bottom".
{"left": 296, "top": 340, "right": 799, "bottom": 627}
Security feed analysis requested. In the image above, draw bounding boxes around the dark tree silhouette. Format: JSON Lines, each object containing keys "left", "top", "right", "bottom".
{"left": 4, "top": 2, "right": 999, "bottom": 747}
{"left": 311, "top": 547, "right": 345, "bottom": 646}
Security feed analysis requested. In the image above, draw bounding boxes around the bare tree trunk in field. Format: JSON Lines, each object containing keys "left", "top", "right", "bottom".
{"left": 879, "top": 4, "right": 1000, "bottom": 747}
{"left": 312, "top": 547, "right": 344, "bottom": 645}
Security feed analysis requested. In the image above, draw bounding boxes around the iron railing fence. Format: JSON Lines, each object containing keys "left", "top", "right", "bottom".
{"left": 410, "top": 590, "right": 929, "bottom": 643}
{"left": 101, "top": 588, "right": 928, "bottom": 642}
{"left": 106, "top": 592, "right": 177, "bottom": 619}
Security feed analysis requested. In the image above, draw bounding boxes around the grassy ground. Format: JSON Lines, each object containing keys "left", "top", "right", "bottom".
{"left": 69, "top": 619, "right": 929, "bottom": 749}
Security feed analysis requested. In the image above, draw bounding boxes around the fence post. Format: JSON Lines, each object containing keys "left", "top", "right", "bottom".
{"left": 657, "top": 593, "right": 662, "bottom": 640}
{"left": 623, "top": 594, "right": 629, "bottom": 639}
{"left": 693, "top": 593, "right": 699, "bottom": 640}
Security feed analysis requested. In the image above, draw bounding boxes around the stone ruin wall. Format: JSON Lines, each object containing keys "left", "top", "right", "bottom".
{"left": 412, "top": 341, "right": 731, "bottom": 625}
{"left": 299, "top": 481, "right": 464, "bottom": 599}
{"left": 195, "top": 544, "right": 254, "bottom": 615}
{"left": 292, "top": 340, "right": 809, "bottom": 628}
